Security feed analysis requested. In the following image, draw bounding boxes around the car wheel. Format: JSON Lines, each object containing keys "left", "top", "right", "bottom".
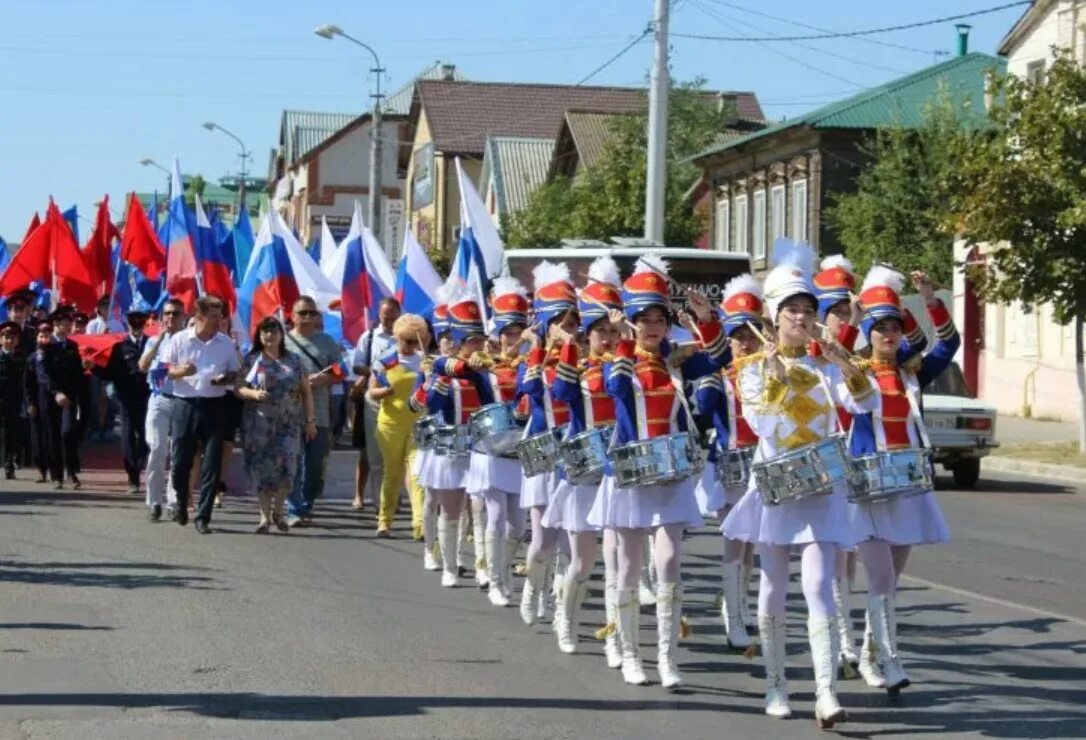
{"left": 952, "top": 459, "right": 981, "bottom": 489}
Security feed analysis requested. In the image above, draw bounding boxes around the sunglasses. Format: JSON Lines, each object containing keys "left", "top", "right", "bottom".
{"left": 162, "top": 310, "right": 180, "bottom": 316}
{"left": 295, "top": 310, "right": 318, "bottom": 317}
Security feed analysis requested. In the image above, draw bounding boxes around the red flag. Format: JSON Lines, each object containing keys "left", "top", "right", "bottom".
{"left": 70, "top": 332, "right": 125, "bottom": 368}
{"left": 84, "top": 195, "right": 120, "bottom": 296}
{"left": 0, "top": 200, "right": 92, "bottom": 295}
{"left": 21, "top": 211, "right": 41, "bottom": 245}
{"left": 121, "top": 193, "right": 166, "bottom": 281}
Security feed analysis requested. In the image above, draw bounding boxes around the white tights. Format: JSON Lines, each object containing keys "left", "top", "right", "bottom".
{"left": 614, "top": 524, "right": 684, "bottom": 589}
{"left": 758, "top": 542, "right": 837, "bottom": 618}
{"left": 525, "top": 506, "right": 563, "bottom": 565}
{"left": 567, "top": 530, "right": 597, "bottom": 581}
{"left": 434, "top": 488, "right": 465, "bottom": 521}
{"left": 484, "top": 490, "right": 525, "bottom": 540}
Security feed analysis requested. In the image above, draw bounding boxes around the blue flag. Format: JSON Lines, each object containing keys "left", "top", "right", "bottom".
{"left": 63, "top": 205, "right": 79, "bottom": 245}
{"left": 233, "top": 204, "right": 255, "bottom": 287}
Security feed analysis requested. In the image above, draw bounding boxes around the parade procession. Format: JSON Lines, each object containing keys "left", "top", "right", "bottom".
{"left": 5, "top": 0, "right": 1086, "bottom": 737}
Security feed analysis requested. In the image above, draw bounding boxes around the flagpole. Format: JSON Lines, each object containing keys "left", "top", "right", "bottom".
{"left": 105, "top": 244, "right": 124, "bottom": 325}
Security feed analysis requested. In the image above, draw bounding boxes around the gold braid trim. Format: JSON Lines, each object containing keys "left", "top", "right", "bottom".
{"left": 731, "top": 351, "right": 766, "bottom": 372}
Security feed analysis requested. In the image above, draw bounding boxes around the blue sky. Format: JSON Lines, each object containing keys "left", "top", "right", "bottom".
{"left": 0, "top": 0, "right": 1025, "bottom": 241}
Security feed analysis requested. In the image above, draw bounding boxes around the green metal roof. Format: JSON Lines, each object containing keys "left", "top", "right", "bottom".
{"left": 693, "top": 52, "right": 1006, "bottom": 161}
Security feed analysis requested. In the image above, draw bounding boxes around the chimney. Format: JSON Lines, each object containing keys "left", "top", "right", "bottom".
{"left": 956, "top": 24, "right": 971, "bottom": 56}
{"left": 440, "top": 63, "right": 456, "bottom": 81}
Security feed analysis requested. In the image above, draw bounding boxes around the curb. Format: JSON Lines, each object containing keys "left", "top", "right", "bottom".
{"left": 984, "top": 455, "right": 1086, "bottom": 484}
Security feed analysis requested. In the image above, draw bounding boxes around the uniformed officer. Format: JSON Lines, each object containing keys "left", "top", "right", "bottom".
{"left": 26, "top": 310, "right": 85, "bottom": 489}
{"left": 102, "top": 307, "right": 151, "bottom": 493}
{"left": 0, "top": 321, "right": 27, "bottom": 479}
{"left": 4, "top": 290, "right": 40, "bottom": 469}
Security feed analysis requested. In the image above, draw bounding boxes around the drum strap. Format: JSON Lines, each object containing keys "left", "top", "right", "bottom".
{"left": 580, "top": 376, "right": 596, "bottom": 429}
{"left": 900, "top": 370, "right": 933, "bottom": 449}
{"left": 722, "top": 372, "right": 738, "bottom": 451}
{"left": 668, "top": 369, "right": 701, "bottom": 446}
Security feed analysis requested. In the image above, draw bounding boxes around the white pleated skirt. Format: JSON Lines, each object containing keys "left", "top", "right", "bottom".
{"left": 465, "top": 451, "right": 522, "bottom": 497}
{"left": 848, "top": 488, "right": 950, "bottom": 546}
{"left": 722, "top": 477, "right": 859, "bottom": 548}
{"left": 419, "top": 453, "right": 470, "bottom": 491}
{"left": 587, "top": 474, "right": 703, "bottom": 530}
{"left": 542, "top": 478, "right": 602, "bottom": 532}
{"left": 520, "top": 468, "right": 560, "bottom": 509}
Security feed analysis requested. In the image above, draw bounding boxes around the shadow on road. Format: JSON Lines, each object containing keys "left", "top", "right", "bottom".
{"left": 935, "top": 476, "right": 1078, "bottom": 496}
{"left": 0, "top": 558, "right": 222, "bottom": 591}
{"left": 0, "top": 623, "right": 113, "bottom": 631}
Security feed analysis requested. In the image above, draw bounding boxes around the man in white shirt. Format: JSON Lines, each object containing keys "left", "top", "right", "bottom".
{"left": 160, "top": 295, "right": 240, "bottom": 534}
{"left": 138, "top": 298, "right": 185, "bottom": 522}
{"left": 85, "top": 296, "right": 125, "bottom": 335}
{"left": 351, "top": 297, "right": 400, "bottom": 509}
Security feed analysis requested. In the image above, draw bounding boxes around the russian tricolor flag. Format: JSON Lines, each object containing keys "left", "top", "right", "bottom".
{"left": 325, "top": 201, "right": 395, "bottom": 346}
{"left": 164, "top": 157, "right": 199, "bottom": 311}
{"left": 194, "top": 194, "right": 237, "bottom": 313}
{"left": 395, "top": 229, "right": 442, "bottom": 319}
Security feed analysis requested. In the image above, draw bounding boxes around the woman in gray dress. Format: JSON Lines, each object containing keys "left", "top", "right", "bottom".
{"left": 237, "top": 317, "right": 317, "bottom": 533}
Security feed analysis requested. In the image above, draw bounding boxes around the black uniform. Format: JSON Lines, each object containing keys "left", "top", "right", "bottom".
{"left": 0, "top": 349, "right": 27, "bottom": 476}
{"left": 26, "top": 339, "right": 85, "bottom": 484}
{"left": 102, "top": 334, "right": 150, "bottom": 487}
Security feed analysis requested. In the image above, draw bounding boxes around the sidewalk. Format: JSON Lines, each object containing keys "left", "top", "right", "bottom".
{"left": 996, "top": 414, "right": 1077, "bottom": 444}
{"left": 987, "top": 414, "right": 1086, "bottom": 482}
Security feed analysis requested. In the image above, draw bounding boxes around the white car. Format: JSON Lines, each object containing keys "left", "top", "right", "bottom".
{"left": 922, "top": 362, "right": 999, "bottom": 488}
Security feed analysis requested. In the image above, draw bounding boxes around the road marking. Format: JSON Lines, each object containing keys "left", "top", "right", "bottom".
{"left": 899, "top": 572, "right": 1086, "bottom": 629}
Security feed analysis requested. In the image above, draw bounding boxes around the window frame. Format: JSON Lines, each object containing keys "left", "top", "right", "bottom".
{"left": 752, "top": 188, "right": 767, "bottom": 260}
{"left": 791, "top": 179, "right": 808, "bottom": 240}
{"left": 734, "top": 194, "right": 749, "bottom": 254}
{"left": 714, "top": 197, "right": 730, "bottom": 252}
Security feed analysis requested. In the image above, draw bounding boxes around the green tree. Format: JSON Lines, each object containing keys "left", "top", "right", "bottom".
{"left": 503, "top": 79, "right": 733, "bottom": 247}
{"left": 952, "top": 51, "right": 1086, "bottom": 449}
{"left": 826, "top": 90, "right": 977, "bottom": 285}
{"left": 184, "top": 174, "right": 207, "bottom": 204}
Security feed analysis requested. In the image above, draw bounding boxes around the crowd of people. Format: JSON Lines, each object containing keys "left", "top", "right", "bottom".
{"left": 0, "top": 241, "right": 956, "bottom": 730}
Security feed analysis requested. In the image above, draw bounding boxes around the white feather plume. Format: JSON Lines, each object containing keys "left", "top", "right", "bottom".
{"left": 770, "top": 238, "right": 816, "bottom": 274}
{"left": 861, "top": 265, "right": 906, "bottom": 294}
{"left": 490, "top": 276, "right": 527, "bottom": 299}
{"left": 532, "top": 260, "right": 571, "bottom": 291}
{"left": 433, "top": 282, "right": 451, "bottom": 306}
{"left": 820, "top": 254, "right": 854, "bottom": 274}
{"left": 633, "top": 253, "right": 669, "bottom": 277}
{"left": 723, "top": 273, "right": 763, "bottom": 302}
{"left": 587, "top": 255, "right": 621, "bottom": 287}
{"left": 443, "top": 278, "right": 474, "bottom": 307}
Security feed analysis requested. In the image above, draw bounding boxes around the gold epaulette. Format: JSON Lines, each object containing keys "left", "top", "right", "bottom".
{"left": 731, "top": 352, "right": 765, "bottom": 372}
{"left": 902, "top": 355, "right": 923, "bottom": 375}
{"left": 421, "top": 357, "right": 435, "bottom": 374}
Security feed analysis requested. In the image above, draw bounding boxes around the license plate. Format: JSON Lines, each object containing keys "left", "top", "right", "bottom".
{"left": 926, "top": 417, "right": 956, "bottom": 430}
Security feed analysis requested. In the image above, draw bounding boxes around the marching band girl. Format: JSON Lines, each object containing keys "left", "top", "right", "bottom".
{"left": 588, "top": 255, "right": 728, "bottom": 689}
{"left": 517, "top": 262, "right": 579, "bottom": 627}
{"left": 693, "top": 273, "right": 765, "bottom": 651}
{"left": 721, "top": 240, "right": 877, "bottom": 728}
{"left": 546, "top": 256, "right": 624, "bottom": 659}
{"left": 843, "top": 267, "right": 956, "bottom": 695}
{"left": 410, "top": 285, "right": 495, "bottom": 588}
{"left": 414, "top": 293, "right": 452, "bottom": 572}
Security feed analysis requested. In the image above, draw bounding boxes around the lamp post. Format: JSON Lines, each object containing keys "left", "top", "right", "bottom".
{"left": 315, "top": 23, "right": 386, "bottom": 245}
{"left": 203, "top": 121, "right": 251, "bottom": 216}
{"left": 139, "top": 158, "right": 171, "bottom": 199}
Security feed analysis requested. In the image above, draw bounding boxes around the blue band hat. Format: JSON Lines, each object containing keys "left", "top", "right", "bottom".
{"left": 489, "top": 276, "right": 530, "bottom": 334}
{"left": 720, "top": 273, "right": 764, "bottom": 337}
{"left": 446, "top": 298, "right": 486, "bottom": 344}
{"left": 532, "top": 260, "right": 577, "bottom": 333}
{"left": 859, "top": 265, "right": 905, "bottom": 340}
{"left": 621, "top": 254, "right": 672, "bottom": 322}
{"left": 813, "top": 254, "right": 856, "bottom": 320}
{"left": 578, "top": 255, "right": 622, "bottom": 333}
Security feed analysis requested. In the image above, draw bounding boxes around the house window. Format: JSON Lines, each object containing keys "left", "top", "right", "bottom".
{"left": 1026, "top": 60, "right": 1045, "bottom": 84}
{"left": 770, "top": 185, "right": 786, "bottom": 242}
{"left": 752, "top": 189, "right": 767, "bottom": 259}
{"left": 791, "top": 179, "right": 808, "bottom": 240}
{"left": 714, "top": 198, "right": 730, "bottom": 252}
{"left": 734, "top": 194, "right": 748, "bottom": 254}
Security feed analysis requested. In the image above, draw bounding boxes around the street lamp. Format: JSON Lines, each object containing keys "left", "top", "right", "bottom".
{"left": 140, "top": 158, "right": 171, "bottom": 199}
{"left": 315, "top": 23, "right": 386, "bottom": 244}
{"left": 202, "top": 121, "right": 251, "bottom": 214}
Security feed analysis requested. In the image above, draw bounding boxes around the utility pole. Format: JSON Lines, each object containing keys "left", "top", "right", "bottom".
{"left": 644, "top": 0, "right": 670, "bottom": 244}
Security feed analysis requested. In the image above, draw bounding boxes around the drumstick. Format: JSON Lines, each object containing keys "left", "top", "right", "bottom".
{"left": 744, "top": 320, "right": 769, "bottom": 345}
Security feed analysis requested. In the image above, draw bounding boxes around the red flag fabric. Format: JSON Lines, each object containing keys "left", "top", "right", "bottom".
{"left": 84, "top": 196, "right": 120, "bottom": 296}
{"left": 47, "top": 200, "right": 93, "bottom": 286}
{"left": 70, "top": 332, "right": 125, "bottom": 368}
{"left": 121, "top": 193, "right": 166, "bottom": 281}
{"left": 0, "top": 200, "right": 91, "bottom": 296}
{"left": 21, "top": 211, "right": 41, "bottom": 246}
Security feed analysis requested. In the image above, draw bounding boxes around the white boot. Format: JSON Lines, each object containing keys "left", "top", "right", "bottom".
{"left": 423, "top": 508, "right": 440, "bottom": 572}
{"left": 809, "top": 615, "right": 847, "bottom": 729}
{"left": 456, "top": 507, "right": 470, "bottom": 574}
{"left": 857, "top": 614, "right": 887, "bottom": 688}
{"left": 502, "top": 536, "right": 520, "bottom": 599}
{"left": 437, "top": 518, "right": 458, "bottom": 587}
{"left": 758, "top": 614, "right": 792, "bottom": 718}
{"left": 551, "top": 550, "right": 568, "bottom": 632}
{"left": 639, "top": 538, "right": 657, "bottom": 606}
{"left": 655, "top": 582, "right": 684, "bottom": 689}
{"left": 833, "top": 578, "right": 859, "bottom": 673}
{"left": 602, "top": 577, "right": 623, "bottom": 669}
{"left": 486, "top": 530, "right": 509, "bottom": 607}
{"left": 557, "top": 576, "right": 587, "bottom": 654}
{"left": 537, "top": 555, "right": 554, "bottom": 623}
{"left": 721, "top": 561, "right": 753, "bottom": 650}
{"left": 868, "top": 594, "right": 910, "bottom": 694}
{"left": 519, "top": 557, "right": 547, "bottom": 626}
{"left": 739, "top": 561, "right": 756, "bottom": 629}
{"left": 616, "top": 588, "right": 648, "bottom": 685}
{"left": 473, "top": 513, "right": 489, "bottom": 589}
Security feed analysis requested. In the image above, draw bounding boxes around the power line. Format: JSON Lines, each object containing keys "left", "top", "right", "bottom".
{"left": 576, "top": 26, "right": 652, "bottom": 86}
{"left": 672, "top": 1, "right": 1029, "bottom": 42}
{"left": 699, "top": 0, "right": 935, "bottom": 55}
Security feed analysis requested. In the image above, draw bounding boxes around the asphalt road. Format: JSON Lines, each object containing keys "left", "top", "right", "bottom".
{"left": 1, "top": 447, "right": 1084, "bottom": 739}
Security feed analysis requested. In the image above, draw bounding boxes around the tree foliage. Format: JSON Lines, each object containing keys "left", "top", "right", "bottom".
{"left": 184, "top": 174, "right": 207, "bottom": 204}
{"left": 825, "top": 89, "right": 977, "bottom": 285}
{"left": 953, "top": 51, "right": 1086, "bottom": 325}
{"left": 503, "top": 79, "right": 734, "bottom": 247}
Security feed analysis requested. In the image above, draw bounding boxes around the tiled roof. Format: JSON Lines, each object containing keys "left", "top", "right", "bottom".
{"left": 693, "top": 52, "right": 1004, "bottom": 162}
{"left": 280, "top": 110, "right": 356, "bottom": 164}
{"left": 482, "top": 136, "right": 555, "bottom": 215}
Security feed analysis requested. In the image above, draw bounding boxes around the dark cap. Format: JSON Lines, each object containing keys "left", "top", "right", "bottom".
{"left": 3, "top": 289, "right": 37, "bottom": 309}
{"left": 36, "top": 320, "right": 54, "bottom": 334}
{"left": 49, "top": 306, "right": 75, "bottom": 322}
{"left": 0, "top": 321, "right": 21, "bottom": 337}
